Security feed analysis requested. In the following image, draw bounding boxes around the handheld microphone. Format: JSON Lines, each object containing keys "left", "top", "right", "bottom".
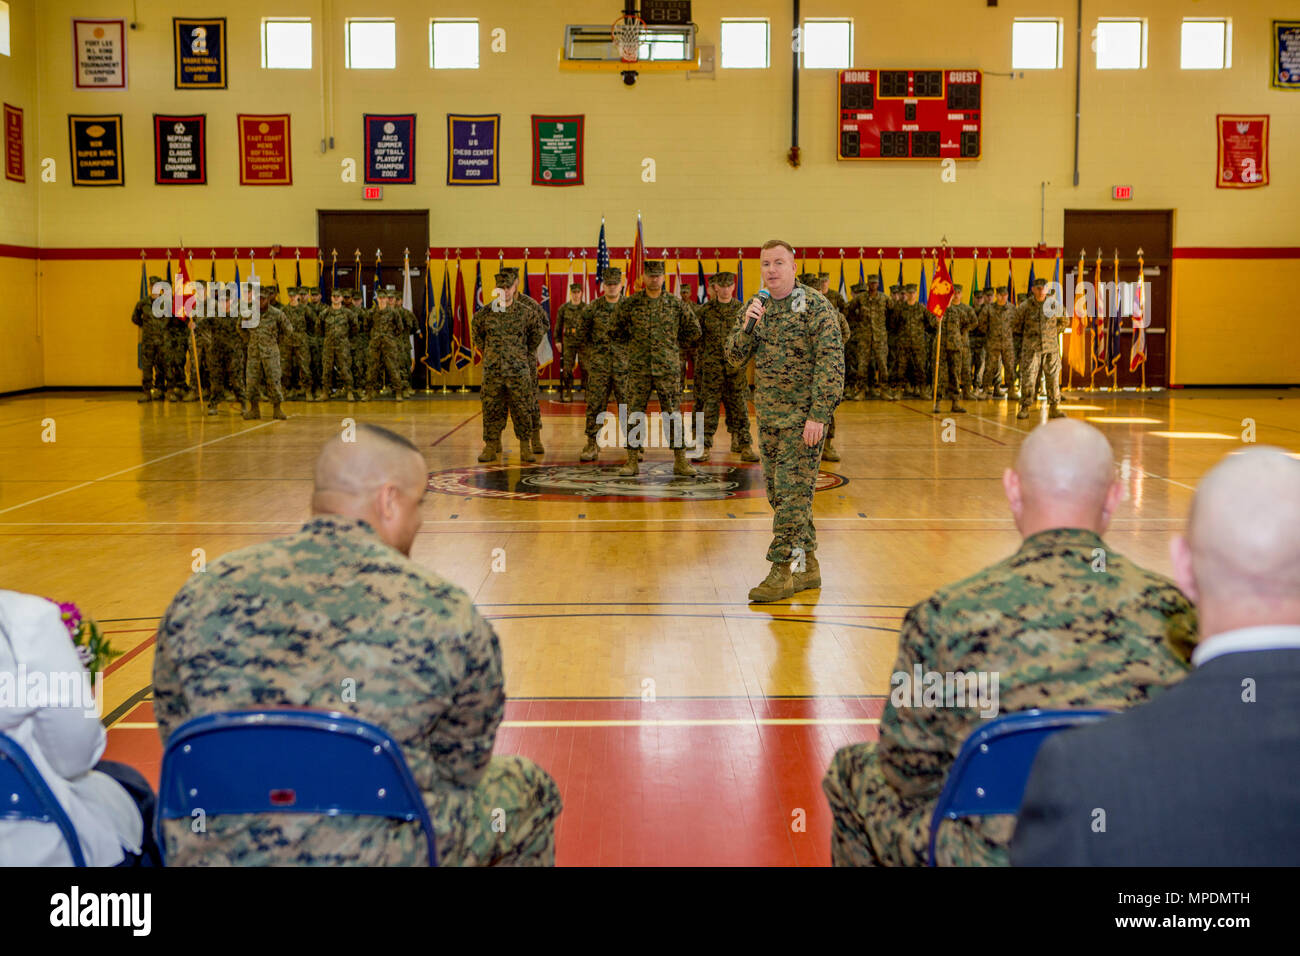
{"left": 743, "top": 289, "right": 771, "bottom": 333}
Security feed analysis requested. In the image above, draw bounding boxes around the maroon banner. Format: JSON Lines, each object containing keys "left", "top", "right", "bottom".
{"left": 237, "top": 114, "right": 292, "bottom": 185}
{"left": 154, "top": 114, "right": 206, "bottom": 185}
{"left": 4, "top": 104, "right": 23, "bottom": 183}
{"left": 1216, "top": 115, "right": 1269, "bottom": 189}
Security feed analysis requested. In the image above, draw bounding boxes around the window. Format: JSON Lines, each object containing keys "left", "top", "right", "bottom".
{"left": 1095, "top": 19, "right": 1146, "bottom": 69}
{"left": 638, "top": 31, "right": 688, "bottom": 62}
{"left": 1181, "top": 18, "right": 1231, "bottom": 69}
{"left": 431, "top": 19, "right": 478, "bottom": 69}
{"left": 347, "top": 18, "right": 396, "bottom": 69}
{"left": 1012, "top": 18, "right": 1063, "bottom": 70}
{"left": 0, "top": 1, "right": 10, "bottom": 57}
{"left": 720, "top": 19, "right": 768, "bottom": 69}
{"left": 262, "top": 19, "right": 311, "bottom": 69}
{"left": 802, "top": 19, "right": 851, "bottom": 69}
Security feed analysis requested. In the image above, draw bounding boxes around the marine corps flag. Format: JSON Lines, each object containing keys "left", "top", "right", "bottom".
{"left": 628, "top": 214, "right": 646, "bottom": 292}
{"left": 926, "top": 249, "right": 955, "bottom": 318}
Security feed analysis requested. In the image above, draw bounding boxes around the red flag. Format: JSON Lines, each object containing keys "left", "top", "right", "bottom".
{"left": 1129, "top": 254, "right": 1147, "bottom": 372}
{"left": 1069, "top": 251, "right": 1088, "bottom": 375}
{"left": 628, "top": 215, "right": 646, "bottom": 292}
{"left": 926, "top": 249, "right": 956, "bottom": 318}
{"left": 452, "top": 256, "right": 472, "bottom": 368}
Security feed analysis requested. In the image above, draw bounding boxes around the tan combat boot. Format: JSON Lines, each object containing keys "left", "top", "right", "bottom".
{"left": 950, "top": 400, "right": 967, "bottom": 414}
{"left": 673, "top": 448, "right": 697, "bottom": 476}
{"left": 1048, "top": 404, "right": 1066, "bottom": 419}
{"left": 821, "top": 441, "right": 841, "bottom": 462}
{"left": 579, "top": 438, "right": 599, "bottom": 462}
{"left": 520, "top": 443, "right": 536, "bottom": 463}
{"left": 531, "top": 429, "right": 545, "bottom": 454}
{"left": 619, "top": 450, "right": 640, "bottom": 477}
{"left": 792, "top": 551, "right": 821, "bottom": 592}
{"left": 695, "top": 444, "right": 712, "bottom": 463}
{"left": 748, "top": 562, "right": 795, "bottom": 604}
{"left": 739, "top": 444, "right": 759, "bottom": 462}
{"left": 477, "top": 441, "right": 500, "bottom": 462}
{"left": 241, "top": 400, "right": 260, "bottom": 420}
{"left": 272, "top": 403, "right": 288, "bottom": 420}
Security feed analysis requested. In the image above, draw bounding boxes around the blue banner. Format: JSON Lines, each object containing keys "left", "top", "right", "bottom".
{"left": 364, "top": 114, "right": 415, "bottom": 184}
{"left": 1274, "top": 21, "right": 1300, "bottom": 90}
{"left": 174, "top": 18, "right": 227, "bottom": 89}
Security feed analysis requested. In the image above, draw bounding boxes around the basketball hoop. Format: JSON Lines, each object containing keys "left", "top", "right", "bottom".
{"left": 611, "top": 14, "right": 645, "bottom": 64}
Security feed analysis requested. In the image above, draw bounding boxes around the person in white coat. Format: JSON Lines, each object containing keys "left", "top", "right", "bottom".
{"left": 0, "top": 590, "right": 157, "bottom": 866}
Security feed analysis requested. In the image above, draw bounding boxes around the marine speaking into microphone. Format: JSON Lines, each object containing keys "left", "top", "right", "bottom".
{"left": 724, "top": 240, "right": 845, "bottom": 604}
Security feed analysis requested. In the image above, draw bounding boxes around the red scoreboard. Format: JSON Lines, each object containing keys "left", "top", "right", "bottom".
{"left": 837, "top": 69, "right": 983, "bottom": 161}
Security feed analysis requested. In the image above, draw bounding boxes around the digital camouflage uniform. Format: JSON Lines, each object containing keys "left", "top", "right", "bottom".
{"left": 841, "top": 287, "right": 866, "bottom": 395}
{"left": 612, "top": 268, "right": 701, "bottom": 463}
{"left": 132, "top": 280, "right": 168, "bottom": 397}
{"left": 969, "top": 293, "right": 989, "bottom": 392}
{"left": 1014, "top": 288, "right": 1068, "bottom": 414}
{"left": 930, "top": 296, "right": 974, "bottom": 405}
{"left": 981, "top": 292, "right": 1018, "bottom": 396}
{"left": 694, "top": 290, "right": 752, "bottom": 451}
{"left": 152, "top": 515, "right": 563, "bottom": 866}
{"left": 205, "top": 307, "right": 246, "bottom": 412}
{"left": 575, "top": 282, "right": 628, "bottom": 449}
{"left": 306, "top": 292, "right": 325, "bottom": 397}
{"left": 164, "top": 309, "right": 192, "bottom": 399}
{"left": 725, "top": 283, "right": 843, "bottom": 564}
{"left": 858, "top": 286, "right": 890, "bottom": 395}
{"left": 320, "top": 298, "right": 357, "bottom": 395}
{"left": 557, "top": 296, "right": 586, "bottom": 400}
{"left": 244, "top": 288, "right": 289, "bottom": 408}
{"left": 346, "top": 295, "right": 369, "bottom": 398}
{"left": 823, "top": 528, "right": 1195, "bottom": 867}
{"left": 280, "top": 293, "right": 314, "bottom": 398}
{"left": 516, "top": 289, "right": 548, "bottom": 445}
{"left": 366, "top": 289, "right": 408, "bottom": 400}
{"left": 472, "top": 294, "right": 544, "bottom": 449}
{"left": 892, "top": 291, "right": 929, "bottom": 394}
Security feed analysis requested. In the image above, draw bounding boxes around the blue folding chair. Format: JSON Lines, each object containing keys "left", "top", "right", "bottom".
{"left": 927, "top": 708, "right": 1115, "bottom": 866}
{"left": 0, "top": 731, "right": 88, "bottom": 866}
{"left": 156, "top": 710, "right": 437, "bottom": 866}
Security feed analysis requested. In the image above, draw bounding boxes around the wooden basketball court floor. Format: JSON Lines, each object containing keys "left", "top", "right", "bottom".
{"left": 1, "top": 386, "right": 1295, "bottom": 865}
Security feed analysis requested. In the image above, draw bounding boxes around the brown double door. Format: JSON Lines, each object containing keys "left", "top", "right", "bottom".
{"left": 1062, "top": 209, "right": 1171, "bottom": 388}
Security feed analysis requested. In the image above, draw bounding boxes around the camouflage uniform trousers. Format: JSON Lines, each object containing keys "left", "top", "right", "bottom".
{"left": 140, "top": 326, "right": 167, "bottom": 391}
{"left": 583, "top": 353, "right": 626, "bottom": 441}
{"left": 938, "top": 347, "right": 963, "bottom": 400}
{"left": 696, "top": 358, "right": 751, "bottom": 447}
{"left": 308, "top": 334, "right": 324, "bottom": 392}
{"left": 857, "top": 333, "right": 888, "bottom": 392}
{"left": 887, "top": 330, "right": 901, "bottom": 386}
{"left": 351, "top": 333, "right": 370, "bottom": 392}
{"left": 969, "top": 335, "right": 987, "bottom": 389}
{"left": 822, "top": 741, "right": 1010, "bottom": 866}
{"left": 282, "top": 332, "right": 312, "bottom": 393}
{"left": 524, "top": 360, "right": 543, "bottom": 437}
{"left": 245, "top": 343, "right": 286, "bottom": 404}
{"left": 164, "top": 324, "right": 192, "bottom": 392}
{"left": 322, "top": 335, "right": 353, "bottom": 392}
{"left": 366, "top": 331, "right": 406, "bottom": 393}
{"left": 893, "top": 336, "right": 926, "bottom": 390}
{"left": 844, "top": 320, "right": 864, "bottom": 392}
{"left": 482, "top": 365, "right": 535, "bottom": 444}
{"left": 434, "top": 754, "right": 563, "bottom": 866}
{"left": 561, "top": 342, "right": 583, "bottom": 389}
{"left": 205, "top": 330, "right": 245, "bottom": 407}
{"left": 625, "top": 372, "right": 686, "bottom": 451}
{"left": 960, "top": 339, "right": 974, "bottom": 393}
{"left": 1019, "top": 348, "right": 1062, "bottom": 407}
{"left": 758, "top": 426, "right": 823, "bottom": 563}
{"left": 982, "top": 340, "right": 1016, "bottom": 393}
{"left": 191, "top": 322, "right": 213, "bottom": 395}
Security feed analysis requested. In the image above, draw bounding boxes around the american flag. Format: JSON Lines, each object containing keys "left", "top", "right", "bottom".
{"left": 595, "top": 219, "right": 609, "bottom": 291}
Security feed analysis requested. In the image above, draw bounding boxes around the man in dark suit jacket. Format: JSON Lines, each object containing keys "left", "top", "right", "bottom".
{"left": 1012, "top": 446, "right": 1300, "bottom": 866}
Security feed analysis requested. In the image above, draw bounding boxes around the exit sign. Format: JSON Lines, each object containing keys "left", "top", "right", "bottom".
{"left": 363, "top": 186, "right": 383, "bottom": 200}
{"left": 1112, "top": 185, "right": 1133, "bottom": 200}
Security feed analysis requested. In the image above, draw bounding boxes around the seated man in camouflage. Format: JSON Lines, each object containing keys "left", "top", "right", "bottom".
{"left": 152, "top": 423, "right": 562, "bottom": 865}
{"left": 822, "top": 419, "right": 1194, "bottom": 866}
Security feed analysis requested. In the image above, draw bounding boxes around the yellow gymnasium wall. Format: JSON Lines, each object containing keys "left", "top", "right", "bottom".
{"left": 0, "top": 0, "right": 39, "bottom": 394}
{"left": 2, "top": 0, "right": 1296, "bottom": 388}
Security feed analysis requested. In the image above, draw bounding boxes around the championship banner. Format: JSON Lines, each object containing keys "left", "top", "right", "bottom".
{"left": 154, "top": 114, "right": 206, "bottom": 184}
{"left": 531, "top": 114, "right": 584, "bottom": 186}
{"left": 447, "top": 114, "right": 499, "bottom": 185}
{"left": 1216, "top": 115, "right": 1269, "bottom": 189}
{"left": 68, "top": 115, "right": 124, "bottom": 186}
{"left": 1273, "top": 21, "right": 1300, "bottom": 90}
{"left": 363, "top": 114, "right": 415, "bottom": 184}
{"left": 73, "top": 19, "right": 127, "bottom": 89}
{"left": 237, "top": 114, "right": 292, "bottom": 185}
{"left": 4, "top": 104, "right": 23, "bottom": 183}
{"left": 174, "top": 18, "right": 227, "bottom": 89}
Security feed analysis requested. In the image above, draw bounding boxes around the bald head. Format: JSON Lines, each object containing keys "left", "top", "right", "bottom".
{"left": 312, "top": 424, "right": 428, "bottom": 555}
{"left": 1003, "top": 420, "right": 1121, "bottom": 537}
{"left": 1172, "top": 447, "right": 1300, "bottom": 635}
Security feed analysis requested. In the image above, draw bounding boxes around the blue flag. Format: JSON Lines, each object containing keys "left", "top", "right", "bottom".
{"left": 295, "top": 257, "right": 302, "bottom": 289}
{"left": 858, "top": 260, "right": 865, "bottom": 287}
{"left": 1026, "top": 260, "right": 1036, "bottom": 298}
{"left": 736, "top": 253, "right": 744, "bottom": 302}
{"left": 138, "top": 258, "right": 147, "bottom": 299}
{"left": 473, "top": 260, "right": 484, "bottom": 310}
{"left": 920, "top": 261, "right": 928, "bottom": 306}
{"left": 438, "top": 266, "right": 454, "bottom": 372}
{"left": 896, "top": 257, "right": 904, "bottom": 290}
{"left": 423, "top": 265, "right": 439, "bottom": 370}
{"left": 984, "top": 260, "right": 992, "bottom": 295}
{"left": 595, "top": 220, "right": 609, "bottom": 286}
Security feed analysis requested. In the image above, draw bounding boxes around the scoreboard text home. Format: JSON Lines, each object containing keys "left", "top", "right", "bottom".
{"left": 838, "top": 69, "right": 983, "bottom": 161}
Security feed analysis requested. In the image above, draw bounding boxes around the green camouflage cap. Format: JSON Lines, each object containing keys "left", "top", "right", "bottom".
{"left": 382, "top": 284, "right": 398, "bottom": 294}
{"left": 867, "top": 274, "right": 880, "bottom": 284}
{"left": 890, "top": 284, "right": 902, "bottom": 293}
{"left": 983, "top": 283, "right": 995, "bottom": 293}
{"left": 714, "top": 271, "right": 736, "bottom": 284}
{"left": 495, "top": 267, "right": 519, "bottom": 287}
{"left": 644, "top": 261, "right": 665, "bottom": 276}
{"left": 568, "top": 282, "right": 583, "bottom": 292}
{"left": 995, "top": 285, "right": 1008, "bottom": 294}
{"left": 850, "top": 281, "right": 868, "bottom": 293}
{"left": 259, "top": 283, "right": 278, "bottom": 298}
{"left": 1031, "top": 277, "right": 1048, "bottom": 288}
{"left": 818, "top": 272, "right": 831, "bottom": 281}
{"left": 904, "top": 283, "right": 919, "bottom": 293}
{"left": 330, "top": 288, "right": 343, "bottom": 297}
{"left": 602, "top": 267, "right": 622, "bottom": 283}
{"left": 952, "top": 284, "right": 964, "bottom": 293}
{"left": 148, "top": 275, "right": 165, "bottom": 286}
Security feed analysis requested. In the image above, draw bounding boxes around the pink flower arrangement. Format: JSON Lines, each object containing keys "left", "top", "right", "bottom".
{"left": 49, "top": 600, "right": 122, "bottom": 675}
